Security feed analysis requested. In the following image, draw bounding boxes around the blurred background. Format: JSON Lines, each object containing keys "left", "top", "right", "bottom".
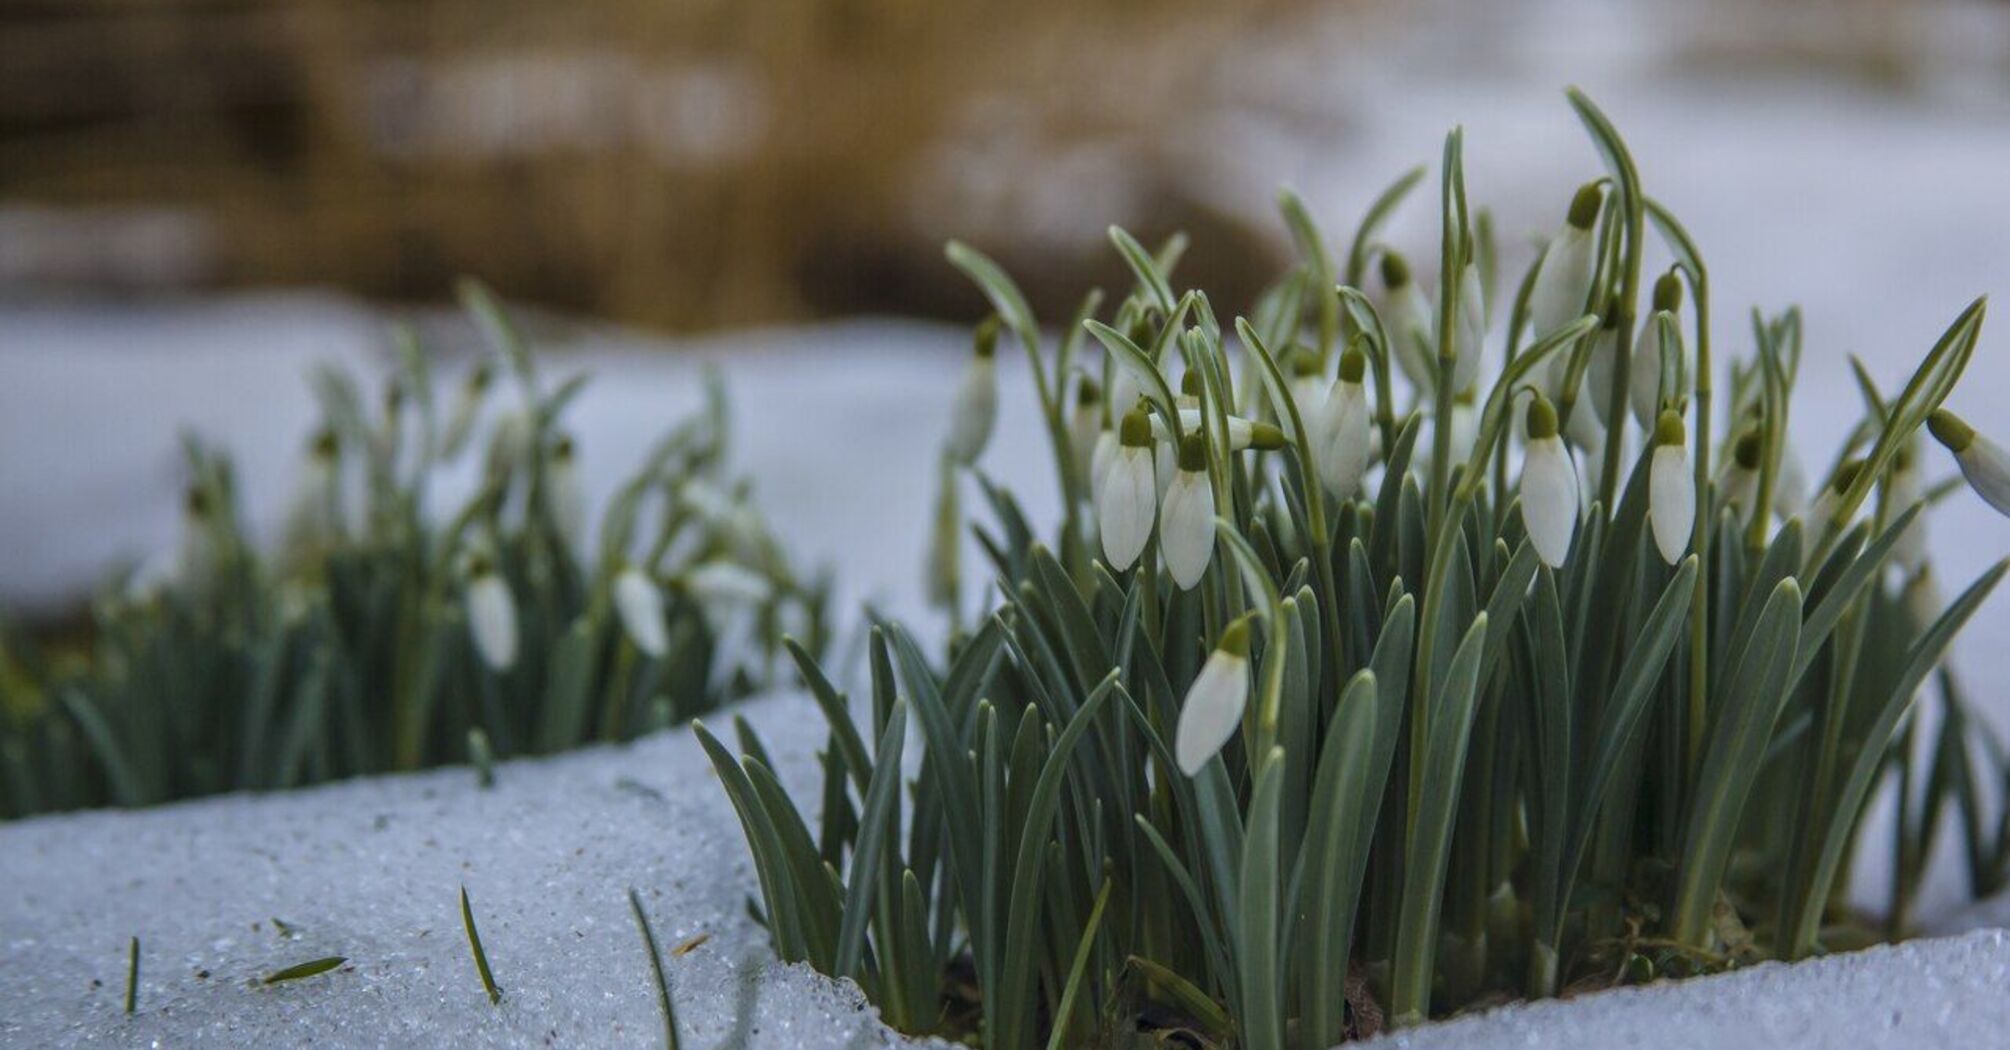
{"left": 5, "top": 0, "right": 2010, "bottom": 629}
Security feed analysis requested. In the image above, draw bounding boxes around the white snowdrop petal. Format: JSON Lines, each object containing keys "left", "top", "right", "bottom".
{"left": 1958, "top": 435, "right": 2010, "bottom": 516}
{"left": 551, "top": 459, "right": 585, "bottom": 550}
{"left": 1453, "top": 263, "right": 1486, "bottom": 393}
{"left": 1175, "top": 651, "right": 1250, "bottom": 775}
{"left": 1090, "top": 431, "right": 1118, "bottom": 494}
{"left": 944, "top": 356, "right": 998, "bottom": 464}
{"left": 467, "top": 573, "right": 519, "bottom": 671}
{"left": 1888, "top": 465, "right": 1928, "bottom": 570}
{"left": 1159, "top": 471, "right": 1216, "bottom": 590}
{"left": 1629, "top": 322, "right": 1667, "bottom": 429}
{"left": 686, "top": 561, "right": 774, "bottom": 607}
{"left": 1317, "top": 381, "right": 1373, "bottom": 497}
{"left": 1097, "top": 448, "right": 1155, "bottom": 570}
{"left": 1650, "top": 445, "right": 1695, "bottom": 565}
{"left": 614, "top": 568, "right": 670, "bottom": 658}
{"left": 1520, "top": 436, "right": 1579, "bottom": 568}
{"left": 1528, "top": 225, "right": 1594, "bottom": 340}
{"left": 1389, "top": 283, "right": 1436, "bottom": 391}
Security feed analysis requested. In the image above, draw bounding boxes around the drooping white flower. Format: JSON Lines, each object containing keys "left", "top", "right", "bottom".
{"left": 1929, "top": 408, "right": 2010, "bottom": 517}
{"left": 1417, "top": 394, "right": 1479, "bottom": 479}
{"left": 1888, "top": 436, "right": 1928, "bottom": 571}
{"left": 1159, "top": 435, "right": 1216, "bottom": 590}
{"left": 1450, "top": 258, "right": 1486, "bottom": 394}
{"left": 1519, "top": 394, "right": 1579, "bottom": 568}
{"left": 943, "top": 328, "right": 998, "bottom": 465}
{"left": 484, "top": 409, "right": 532, "bottom": 488}
{"left": 1630, "top": 273, "right": 1687, "bottom": 429}
{"left": 1902, "top": 566, "right": 1943, "bottom": 632}
{"left": 613, "top": 565, "right": 670, "bottom": 658}
{"left": 282, "top": 427, "right": 343, "bottom": 560}
{"left": 682, "top": 560, "right": 775, "bottom": 609}
{"left": 441, "top": 359, "right": 494, "bottom": 459}
{"left": 548, "top": 433, "right": 585, "bottom": 550}
{"left": 1069, "top": 376, "right": 1104, "bottom": 482}
{"left": 465, "top": 561, "right": 519, "bottom": 671}
{"left": 1097, "top": 409, "right": 1157, "bottom": 571}
{"left": 1806, "top": 461, "right": 1863, "bottom": 546}
{"left": 1379, "top": 251, "right": 1436, "bottom": 392}
{"left": 1089, "top": 429, "right": 1119, "bottom": 495}
{"left": 1574, "top": 313, "right": 1621, "bottom": 436}
{"left": 1176, "top": 618, "right": 1253, "bottom": 776}
{"left": 1649, "top": 410, "right": 1695, "bottom": 565}
{"left": 1148, "top": 410, "right": 1287, "bottom": 452}
{"left": 1526, "top": 183, "right": 1602, "bottom": 341}
{"left": 176, "top": 485, "right": 220, "bottom": 593}
{"left": 1316, "top": 348, "right": 1372, "bottom": 498}
{"left": 1720, "top": 430, "right": 1763, "bottom": 524}
{"left": 1773, "top": 439, "right": 1809, "bottom": 518}
{"left": 1289, "top": 350, "right": 1328, "bottom": 443}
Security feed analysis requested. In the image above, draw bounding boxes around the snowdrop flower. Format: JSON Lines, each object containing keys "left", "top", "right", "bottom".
{"left": 1806, "top": 460, "right": 1862, "bottom": 544}
{"left": 1097, "top": 408, "right": 1157, "bottom": 571}
{"left": 465, "top": 558, "right": 519, "bottom": 671}
{"left": 1649, "top": 410, "right": 1694, "bottom": 565}
{"left": 176, "top": 486, "right": 220, "bottom": 593}
{"left": 1630, "top": 273, "right": 1686, "bottom": 429}
{"left": 1316, "top": 348, "right": 1372, "bottom": 498}
{"left": 1772, "top": 440, "right": 1809, "bottom": 519}
{"left": 1069, "top": 376, "right": 1103, "bottom": 481}
{"left": 1526, "top": 183, "right": 1602, "bottom": 342}
{"left": 548, "top": 434, "right": 585, "bottom": 550}
{"left": 1379, "top": 251, "right": 1436, "bottom": 391}
{"left": 1902, "top": 566, "right": 1943, "bottom": 632}
{"left": 1720, "top": 430, "right": 1762, "bottom": 523}
{"left": 441, "top": 359, "right": 494, "bottom": 459}
{"left": 1928, "top": 409, "right": 2010, "bottom": 517}
{"left": 943, "top": 324, "right": 998, "bottom": 465}
{"left": 1888, "top": 436, "right": 1928, "bottom": 571}
{"left": 1176, "top": 617, "right": 1253, "bottom": 775}
{"left": 1573, "top": 310, "right": 1621, "bottom": 438}
{"left": 1450, "top": 257, "right": 1486, "bottom": 394}
{"left": 1089, "top": 429, "right": 1119, "bottom": 495}
{"left": 1289, "top": 350, "right": 1328, "bottom": 441}
{"left": 484, "top": 409, "right": 532, "bottom": 488}
{"left": 1519, "top": 394, "right": 1579, "bottom": 568}
{"left": 1418, "top": 393, "right": 1479, "bottom": 478}
{"left": 681, "top": 560, "right": 775, "bottom": 609}
{"left": 614, "top": 564, "right": 670, "bottom": 658}
{"left": 1159, "top": 435, "right": 1216, "bottom": 590}
{"left": 282, "top": 428, "right": 343, "bottom": 559}
{"left": 1148, "top": 410, "right": 1287, "bottom": 452}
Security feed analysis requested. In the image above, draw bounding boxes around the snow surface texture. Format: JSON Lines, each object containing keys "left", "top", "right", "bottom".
{"left": 0, "top": 691, "right": 939, "bottom": 1049}
{"left": 1367, "top": 929, "right": 2010, "bottom": 1050}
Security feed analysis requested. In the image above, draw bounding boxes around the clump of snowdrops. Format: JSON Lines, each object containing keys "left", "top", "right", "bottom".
{"left": 0, "top": 282, "right": 827, "bottom": 817}
{"left": 706, "top": 91, "right": 2010, "bottom": 1045}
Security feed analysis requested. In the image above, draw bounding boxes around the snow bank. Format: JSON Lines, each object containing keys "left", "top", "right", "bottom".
{"left": 0, "top": 691, "right": 938, "bottom": 1049}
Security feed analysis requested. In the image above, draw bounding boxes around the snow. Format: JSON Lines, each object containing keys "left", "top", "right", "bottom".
{"left": 0, "top": 691, "right": 941, "bottom": 1049}
{"left": 1369, "top": 930, "right": 2010, "bottom": 1050}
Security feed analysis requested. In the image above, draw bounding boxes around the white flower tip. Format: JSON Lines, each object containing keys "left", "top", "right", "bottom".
{"left": 614, "top": 568, "right": 670, "bottom": 659}
{"left": 467, "top": 570, "right": 519, "bottom": 671}
{"left": 1174, "top": 625, "right": 1251, "bottom": 776}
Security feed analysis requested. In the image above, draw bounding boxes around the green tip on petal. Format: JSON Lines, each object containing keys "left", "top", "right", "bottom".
{"left": 973, "top": 316, "right": 1001, "bottom": 359}
{"left": 468, "top": 359, "right": 495, "bottom": 389}
{"left": 311, "top": 427, "right": 339, "bottom": 458}
{"left": 1567, "top": 181, "right": 1603, "bottom": 230}
{"left": 1248, "top": 422, "right": 1288, "bottom": 450}
{"left": 1077, "top": 376, "right": 1102, "bottom": 404}
{"left": 1177, "top": 433, "right": 1208, "bottom": 472}
{"left": 1526, "top": 393, "right": 1559, "bottom": 440}
{"left": 553, "top": 434, "right": 575, "bottom": 460}
{"left": 1217, "top": 616, "right": 1253, "bottom": 658}
{"left": 1652, "top": 270, "right": 1684, "bottom": 314}
{"left": 1380, "top": 250, "right": 1411, "bottom": 290}
{"left": 1120, "top": 408, "right": 1153, "bottom": 448}
{"left": 1832, "top": 458, "right": 1865, "bottom": 493}
{"left": 1733, "top": 430, "right": 1762, "bottom": 469}
{"left": 1928, "top": 408, "right": 1975, "bottom": 453}
{"left": 1181, "top": 369, "right": 1205, "bottom": 398}
{"left": 185, "top": 486, "right": 211, "bottom": 518}
{"left": 1291, "top": 348, "right": 1323, "bottom": 378}
{"left": 1339, "top": 347, "right": 1367, "bottom": 384}
{"left": 1654, "top": 409, "right": 1686, "bottom": 447}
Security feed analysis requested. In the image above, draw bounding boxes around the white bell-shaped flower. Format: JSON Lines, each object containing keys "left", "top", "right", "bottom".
{"left": 614, "top": 565, "right": 670, "bottom": 658}
{"left": 1630, "top": 274, "right": 1687, "bottom": 429}
{"left": 1097, "top": 408, "right": 1157, "bottom": 571}
{"left": 1902, "top": 565, "right": 1943, "bottom": 632}
{"left": 944, "top": 327, "right": 999, "bottom": 465}
{"left": 176, "top": 486, "right": 220, "bottom": 593}
{"left": 465, "top": 560, "right": 519, "bottom": 671}
{"left": 1316, "top": 348, "right": 1372, "bottom": 498}
{"left": 1149, "top": 409, "right": 1286, "bottom": 453}
{"left": 1888, "top": 436, "right": 1928, "bottom": 571}
{"left": 1720, "top": 431, "right": 1763, "bottom": 524}
{"left": 1089, "top": 429, "right": 1119, "bottom": 495}
{"left": 1450, "top": 258, "right": 1486, "bottom": 394}
{"left": 1773, "top": 440, "right": 1809, "bottom": 519}
{"left": 682, "top": 560, "right": 775, "bottom": 609}
{"left": 1574, "top": 313, "right": 1621, "bottom": 433}
{"left": 1069, "top": 376, "right": 1104, "bottom": 482}
{"left": 1159, "top": 435, "right": 1216, "bottom": 590}
{"left": 548, "top": 433, "right": 585, "bottom": 551}
{"left": 1526, "top": 183, "right": 1602, "bottom": 341}
{"left": 282, "top": 427, "right": 343, "bottom": 560}
{"left": 1175, "top": 618, "right": 1253, "bottom": 775}
{"left": 1929, "top": 409, "right": 2010, "bottom": 517}
{"left": 1649, "top": 410, "right": 1695, "bottom": 565}
{"left": 1380, "top": 251, "right": 1436, "bottom": 392}
{"left": 1519, "top": 394, "right": 1579, "bottom": 568}
{"left": 1289, "top": 351, "right": 1328, "bottom": 443}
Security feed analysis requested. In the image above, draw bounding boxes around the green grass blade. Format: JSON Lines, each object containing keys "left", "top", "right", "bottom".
{"left": 628, "top": 888, "right": 681, "bottom": 1050}
{"left": 262, "top": 956, "right": 346, "bottom": 984}
{"left": 460, "top": 885, "right": 503, "bottom": 1004}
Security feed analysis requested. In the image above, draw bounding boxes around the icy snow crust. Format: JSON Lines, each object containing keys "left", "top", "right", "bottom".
{"left": 0, "top": 691, "right": 941, "bottom": 1049}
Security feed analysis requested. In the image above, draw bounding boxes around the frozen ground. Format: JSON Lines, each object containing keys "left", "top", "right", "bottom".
{"left": 0, "top": 691, "right": 938, "bottom": 1049}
